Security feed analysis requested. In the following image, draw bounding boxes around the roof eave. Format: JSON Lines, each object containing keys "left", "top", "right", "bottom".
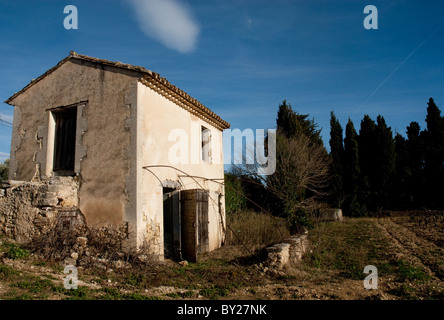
{"left": 140, "top": 75, "right": 230, "bottom": 130}
{"left": 3, "top": 51, "right": 231, "bottom": 130}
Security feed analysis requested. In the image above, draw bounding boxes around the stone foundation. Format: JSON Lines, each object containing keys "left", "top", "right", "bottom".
{"left": 0, "top": 177, "right": 79, "bottom": 243}
{"left": 317, "top": 208, "right": 343, "bottom": 222}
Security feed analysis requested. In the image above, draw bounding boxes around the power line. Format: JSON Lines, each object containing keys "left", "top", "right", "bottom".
{"left": 0, "top": 115, "right": 13, "bottom": 126}
{"left": 355, "top": 21, "right": 444, "bottom": 113}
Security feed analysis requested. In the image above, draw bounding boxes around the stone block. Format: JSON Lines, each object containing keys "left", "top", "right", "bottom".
{"left": 76, "top": 237, "right": 88, "bottom": 248}
{"left": 266, "top": 243, "right": 290, "bottom": 269}
{"left": 264, "top": 233, "right": 309, "bottom": 270}
{"left": 318, "top": 208, "right": 343, "bottom": 222}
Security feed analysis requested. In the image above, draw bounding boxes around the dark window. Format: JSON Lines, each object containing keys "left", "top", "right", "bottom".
{"left": 53, "top": 107, "right": 77, "bottom": 175}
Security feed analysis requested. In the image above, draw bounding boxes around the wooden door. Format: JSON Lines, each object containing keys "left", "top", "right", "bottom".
{"left": 181, "top": 189, "right": 209, "bottom": 262}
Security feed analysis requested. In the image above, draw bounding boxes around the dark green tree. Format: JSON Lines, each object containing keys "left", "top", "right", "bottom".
{"left": 374, "top": 115, "right": 396, "bottom": 209}
{"left": 267, "top": 100, "right": 330, "bottom": 231}
{"left": 393, "top": 133, "right": 409, "bottom": 208}
{"left": 0, "top": 159, "right": 9, "bottom": 181}
{"left": 276, "top": 100, "right": 323, "bottom": 144}
{"left": 329, "top": 111, "right": 344, "bottom": 207}
{"left": 405, "top": 121, "right": 424, "bottom": 207}
{"left": 343, "top": 119, "right": 365, "bottom": 216}
{"left": 358, "top": 115, "right": 377, "bottom": 211}
{"left": 422, "top": 98, "right": 444, "bottom": 208}
{"left": 224, "top": 173, "right": 247, "bottom": 215}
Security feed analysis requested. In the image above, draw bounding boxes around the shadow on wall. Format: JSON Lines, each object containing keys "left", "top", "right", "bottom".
{"left": 80, "top": 198, "right": 124, "bottom": 228}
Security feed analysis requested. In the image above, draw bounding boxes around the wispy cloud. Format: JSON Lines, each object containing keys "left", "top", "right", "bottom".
{"left": 125, "top": 0, "right": 199, "bottom": 53}
{"left": 0, "top": 152, "right": 9, "bottom": 162}
{"left": 0, "top": 113, "right": 13, "bottom": 123}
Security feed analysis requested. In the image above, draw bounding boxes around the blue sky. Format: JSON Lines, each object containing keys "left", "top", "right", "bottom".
{"left": 1, "top": 0, "right": 443, "bottom": 163}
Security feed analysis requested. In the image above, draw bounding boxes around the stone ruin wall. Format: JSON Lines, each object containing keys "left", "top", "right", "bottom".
{"left": 0, "top": 177, "right": 80, "bottom": 243}
{"left": 262, "top": 232, "right": 310, "bottom": 272}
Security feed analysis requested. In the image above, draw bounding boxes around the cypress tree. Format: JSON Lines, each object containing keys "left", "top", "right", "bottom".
{"left": 329, "top": 111, "right": 344, "bottom": 207}
{"left": 374, "top": 115, "right": 396, "bottom": 210}
{"left": 343, "top": 119, "right": 364, "bottom": 216}
{"left": 277, "top": 100, "right": 297, "bottom": 138}
{"left": 393, "top": 133, "right": 409, "bottom": 208}
{"left": 422, "top": 98, "right": 444, "bottom": 208}
{"left": 405, "top": 121, "right": 424, "bottom": 207}
{"left": 276, "top": 100, "right": 323, "bottom": 144}
{"left": 358, "top": 115, "right": 377, "bottom": 211}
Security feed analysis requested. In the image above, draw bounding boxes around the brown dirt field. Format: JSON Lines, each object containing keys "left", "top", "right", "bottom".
{"left": 1, "top": 212, "right": 443, "bottom": 300}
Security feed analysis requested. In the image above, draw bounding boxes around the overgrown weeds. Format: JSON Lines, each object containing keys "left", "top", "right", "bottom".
{"left": 26, "top": 223, "right": 160, "bottom": 271}
{"left": 5, "top": 243, "right": 30, "bottom": 260}
{"left": 395, "top": 259, "right": 429, "bottom": 282}
{"left": 226, "top": 210, "right": 290, "bottom": 248}
{"left": 303, "top": 218, "right": 389, "bottom": 279}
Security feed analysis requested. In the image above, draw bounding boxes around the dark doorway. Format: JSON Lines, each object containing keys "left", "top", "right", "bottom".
{"left": 53, "top": 107, "right": 77, "bottom": 176}
{"left": 163, "top": 188, "right": 181, "bottom": 260}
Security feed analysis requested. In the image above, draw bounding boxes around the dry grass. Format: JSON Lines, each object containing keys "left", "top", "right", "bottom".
{"left": 225, "top": 210, "right": 290, "bottom": 248}
{"left": 303, "top": 218, "right": 382, "bottom": 279}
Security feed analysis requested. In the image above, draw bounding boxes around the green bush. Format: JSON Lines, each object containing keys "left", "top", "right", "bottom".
{"left": 0, "top": 159, "right": 9, "bottom": 181}
{"left": 224, "top": 173, "right": 247, "bottom": 215}
{"left": 6, "top": 244, "right": 29, "bottom": 260}
{"left": 0, "top": 264, "right": 19, "bottom": 279}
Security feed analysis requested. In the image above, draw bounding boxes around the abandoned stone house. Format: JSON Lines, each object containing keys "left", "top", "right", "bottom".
{"left": 2, "top": 51, "right": 230, "bottom": 262}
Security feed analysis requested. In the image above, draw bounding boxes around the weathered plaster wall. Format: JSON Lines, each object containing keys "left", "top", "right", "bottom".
{"left": 137, "top": 82, "right": 226, "bottom": 255}
{"left": 7, "top": 59, "right": 141, "bottom": 228}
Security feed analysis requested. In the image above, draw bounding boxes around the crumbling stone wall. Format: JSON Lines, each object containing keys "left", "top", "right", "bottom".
{"left": 315, "top": 208, "right": 343, "bottom": 222}
{"left": 262, "top": 232, "right": 309, "bottom": 271}
{"left": 0, "top": 177, "right": 79, "bottom": 243}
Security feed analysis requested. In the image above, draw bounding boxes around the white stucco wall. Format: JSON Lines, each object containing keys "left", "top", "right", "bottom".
{"left": 136, "top": 82, "right": 226, "bottom": 257}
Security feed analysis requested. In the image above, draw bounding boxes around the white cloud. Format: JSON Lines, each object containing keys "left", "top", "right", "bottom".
{"left": 126, "top": 0, "right": 200, "bottom": 53}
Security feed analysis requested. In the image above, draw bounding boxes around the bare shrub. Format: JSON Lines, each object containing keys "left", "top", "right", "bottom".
{"left": 85, "top": 224, "right": 128, "bottom": 259}
{"left": 28, "top": 223, "right": 158, "bottom": 269}
{"left": 235, "top": 133, "right": 331, "bottom": 232}
{"left": 29, "top": 226, "right": 86, "bottom": 261}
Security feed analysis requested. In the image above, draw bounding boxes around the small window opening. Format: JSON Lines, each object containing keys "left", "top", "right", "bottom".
{"left": 201, "top": 126, "right": 212, "bottom": 163}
